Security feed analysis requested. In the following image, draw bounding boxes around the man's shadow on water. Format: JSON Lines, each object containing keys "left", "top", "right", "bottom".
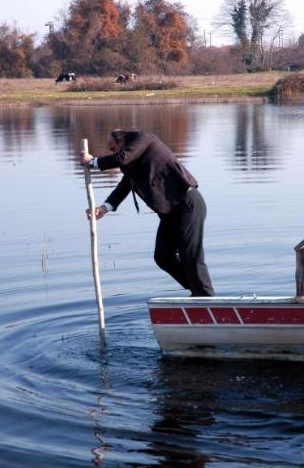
{"left": 128, "top": 356, "right": 304, "bottom": 468}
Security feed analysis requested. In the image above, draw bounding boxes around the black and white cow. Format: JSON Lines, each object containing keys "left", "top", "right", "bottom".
{"left": 55, "top": 72, "right": 76, "bottom": 84}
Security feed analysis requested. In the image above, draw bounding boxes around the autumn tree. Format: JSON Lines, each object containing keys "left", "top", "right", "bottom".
{"left": 48, "top": 0, "right": 128, "bottom": 74}
{"left": 31, "top": 42, "right": 63, "bottom": 77}
{"left": 117, "top": 1, "right": 131, "bottom": 30}
{"left": 0, "top": 23, "right": 35, "bottom": 77}
{"left": 130, "top": 0, "right": 196, "bottom": 73}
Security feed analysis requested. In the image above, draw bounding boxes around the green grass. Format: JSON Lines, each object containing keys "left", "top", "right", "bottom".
{"left": 0, "top": 83, "right": 273, "bottom": 104}
{"left": 0, "top": 88, "right": 266, "bottom": 102}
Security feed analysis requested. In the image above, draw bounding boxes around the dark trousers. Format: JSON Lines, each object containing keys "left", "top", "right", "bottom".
{"left": 154, "top": 188, "right": 215, "bottom": 296}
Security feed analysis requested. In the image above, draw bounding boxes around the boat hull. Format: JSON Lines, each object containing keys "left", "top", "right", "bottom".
{"left": 148, "top": 296, "right": 304, "bottom": 360}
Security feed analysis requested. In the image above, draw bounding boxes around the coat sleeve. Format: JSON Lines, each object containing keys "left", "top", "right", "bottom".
{"left": 97, "top": 132, "right": 152, "bottom": 170}
{"left": 104, "top": 175, "right": 131, "bottom": 211}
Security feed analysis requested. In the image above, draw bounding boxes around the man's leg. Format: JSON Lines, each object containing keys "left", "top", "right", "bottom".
{"left": 154, "top": 217, "right": 190, "bottom": 290}
{"left": 177, "top": 189, "right": 215, "bottom": 297}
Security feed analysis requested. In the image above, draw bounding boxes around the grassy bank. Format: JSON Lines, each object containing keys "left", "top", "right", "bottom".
{"left": 0, "top": 72, "right": 290, "bottom": 106}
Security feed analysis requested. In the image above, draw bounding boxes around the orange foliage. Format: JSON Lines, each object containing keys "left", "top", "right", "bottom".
{"left": 133, "top": 0, "right": 194, "bottom": 66}
{"left": 66, "top": 0, "right": 122, "bottom": 43}
{"left": 0, "top": 23, "right": 35, "bottom": 77}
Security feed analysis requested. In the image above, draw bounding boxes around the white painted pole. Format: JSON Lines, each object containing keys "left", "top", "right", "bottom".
{"left": 81, "top": 138, "right": 106, "bottom": 350}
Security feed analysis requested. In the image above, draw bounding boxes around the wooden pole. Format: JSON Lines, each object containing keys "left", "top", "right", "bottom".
{"left": 295, "top": 239, "right": 304, "bottom": 300}
{"left": 81, "top": 138, "right": 106, "bottom": 350}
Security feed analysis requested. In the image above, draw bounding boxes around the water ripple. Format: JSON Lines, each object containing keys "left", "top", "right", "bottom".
{"left": 1, "top": 103, "right": 304, "bottom": 467}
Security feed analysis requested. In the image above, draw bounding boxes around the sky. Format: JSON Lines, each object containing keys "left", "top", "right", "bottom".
{"left": 1, "top": 0, "right": 304, "bottom": 45}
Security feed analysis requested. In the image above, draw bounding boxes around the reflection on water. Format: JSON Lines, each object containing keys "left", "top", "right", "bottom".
{"left": 1, "top": 103, "right": 304, "bottom": 468}
{"left": 86, "top": 349, "right": 304, "bottom": 468}
{"left": 0, "top": 104, "right": 293, "bottom": 177}
{"left": 142, "top": 357, "right": 304, "bottom": 467}
{"left": 234, "top": 105, "right": 277, "bottom": 174}
{"left": 51, "top": 105, "right": 190, "bottom": 160}
{"left": 0, "top": 108, "right": 35, "bottom": 158}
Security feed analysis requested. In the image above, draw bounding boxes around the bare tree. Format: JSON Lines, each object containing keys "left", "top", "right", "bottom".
{"left": 215, "top": 0, "right": 292, "bottom": 69}
{"left": 249, "top": 0, "right": 291, "bottom": 68}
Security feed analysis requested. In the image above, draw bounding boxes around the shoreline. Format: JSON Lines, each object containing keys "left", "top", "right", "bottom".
{"left": 0, "top": 95, "right": 268, "bottom": 108}
{"left": 1, "top": 72, "right": 298, "bottom": 107}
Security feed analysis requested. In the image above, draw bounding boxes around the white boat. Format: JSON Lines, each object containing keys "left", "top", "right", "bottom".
{"left": 148, "top": 240, "right": 304, "bottom": 360}
{"left": 148, "top": 295, "right": 304, "bottom": 360}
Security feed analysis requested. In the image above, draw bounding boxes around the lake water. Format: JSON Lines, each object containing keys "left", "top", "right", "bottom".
{"left": 1, "top": 103, "right": 304, "bottom": 467}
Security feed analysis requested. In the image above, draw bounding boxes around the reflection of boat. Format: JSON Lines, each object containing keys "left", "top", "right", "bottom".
{"left": 148, "top": 295, "right": 304, "bottom": 360}
{"left": 148, "top": 240, "right": 304, "bottom": 361}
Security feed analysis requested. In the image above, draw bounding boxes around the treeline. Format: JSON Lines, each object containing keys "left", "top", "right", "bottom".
{"left": 0, "top": 0, "right": 304, "bottom": 79}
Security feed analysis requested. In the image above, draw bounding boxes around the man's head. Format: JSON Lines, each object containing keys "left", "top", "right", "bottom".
{"left": 107, "top": 129, "right": 126, "bottom": 153}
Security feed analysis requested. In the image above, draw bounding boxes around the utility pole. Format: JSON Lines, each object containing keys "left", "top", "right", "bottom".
{"left": 203, "top": 30, "right": 207, "bottom": 48}
{"left": 208, "top": 32, "right": 212, "bottom": 47}
{"left": 278, "top": 27, "right": 284, "bottom": 49}
{"left": 45, "top": 22, "right": 54, "bottom": 35}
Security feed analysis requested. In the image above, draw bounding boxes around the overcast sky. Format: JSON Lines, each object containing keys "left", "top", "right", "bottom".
{"left": 1, "top": 0, "right": 304, "bottom": 45}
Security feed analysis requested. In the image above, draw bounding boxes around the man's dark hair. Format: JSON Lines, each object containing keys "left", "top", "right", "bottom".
{"left": 110, "top": 129, "right": 127, "bottom": 145}
{"left": 110, "top": 129, "right": 141, "bottom": 147}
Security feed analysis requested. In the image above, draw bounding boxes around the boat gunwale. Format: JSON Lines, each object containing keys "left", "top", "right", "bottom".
{"left": 148, "top": 296, "right": 304, "bottom": 306}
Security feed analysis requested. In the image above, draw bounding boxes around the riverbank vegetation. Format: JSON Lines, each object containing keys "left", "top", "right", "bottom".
{"left": 270, "top": 73, "right": 304, "bottom": 102}
{"left": 0, "top": 0, "right": 304, "bottom": 80}
{"left": 0, "top": 72, "right": 286, "bottom": 106}
{"left": 68, "top": 77, "right": 179, "bottom": 92}
{"left": 1, "top": 0, "right": 304, "bottom": 105}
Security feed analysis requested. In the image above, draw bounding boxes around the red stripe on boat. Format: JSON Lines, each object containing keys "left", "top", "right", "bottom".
{"left": 149, "top": 308, "right": 187, "bottom": 325}
{"left": 238, "top": 307, "right": 304, "bottom": 324}
{"left": 185, "top": 308, "right": 213, "bottom": 324}
{"left": 211, "top": 307, "right": 241, "bottom": 324}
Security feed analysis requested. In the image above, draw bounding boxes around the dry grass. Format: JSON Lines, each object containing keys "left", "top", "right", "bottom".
{"left": 0, "top": 71, "right": 297, "bottom": 105}
{"left": 270, "top": 73, "right": 304, "bottom": 101}
{"left": 68, "top": 76, "right": 179, "bottom": 92}
{"left": 0, "top": 78, "right": 55, "bottom": 93}
{"left": 163, "top": 72, "right": 287, "bottom": 88}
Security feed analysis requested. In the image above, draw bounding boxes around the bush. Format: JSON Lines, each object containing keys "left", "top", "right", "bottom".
{"left": 190, "top": 45, "right": 246, "bottom": 75}
{"left": 67, "top": 76, "right": 179, "bottom": 92}
{"left": 270, "top": 73, "right": 304, "bottom": 101}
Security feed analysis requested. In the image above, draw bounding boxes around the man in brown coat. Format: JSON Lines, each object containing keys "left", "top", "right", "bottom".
{"left": 80, "top": 129, "right": 214, "bottom": 297}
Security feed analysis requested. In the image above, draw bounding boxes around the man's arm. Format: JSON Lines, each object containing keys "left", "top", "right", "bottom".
{"left": 86, "top": 176, "right": 131, "bottom": 220}
{"left": 80, "top": 132, "right": 152, "bottom": 169}
{"left": 104, "top": 174, "right": 132, "bottom": 211}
